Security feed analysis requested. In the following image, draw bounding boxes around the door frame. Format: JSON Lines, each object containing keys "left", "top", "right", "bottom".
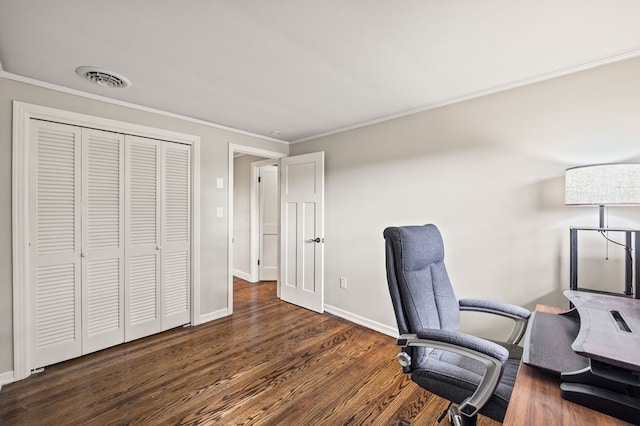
{"left": 250, "top": 159, "right": 279, "bottom": 283}
{"left": 12, "top": 101, "right": 201, "bottom": 381}
{"left": 228, "top": 144, "right": 286, "bottom": 313}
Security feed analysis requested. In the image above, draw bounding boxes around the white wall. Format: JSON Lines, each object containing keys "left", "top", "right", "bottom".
{"left": 0, "top": 77, "right": 288, "bottom": 377}
{"left": 233, "top": 154, "right": 266, "bottom": 279}
{"left": 290, "top": 56, "right": 640, "bottom": 340}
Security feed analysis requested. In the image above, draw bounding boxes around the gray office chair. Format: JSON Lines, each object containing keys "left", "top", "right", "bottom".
{"left": 384, "top": 225, "right": 530, "bottom": 426}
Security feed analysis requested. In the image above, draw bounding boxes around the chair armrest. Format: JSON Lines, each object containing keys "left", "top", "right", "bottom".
{"left": 459, "top": 298, "right": 530, "bottom": 319}
{"left": 459, "top": 298, "right": 531, "bottom": 344}
{"left": 415, "top": 328, "right": 509, "bottom": 363}
{"left": 396, "top": 330, "right": 508, "bottom": 419}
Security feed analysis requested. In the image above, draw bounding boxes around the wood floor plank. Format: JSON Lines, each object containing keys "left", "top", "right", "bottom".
{"left": 0, "top": 278, "right": 500, "bottom": 425}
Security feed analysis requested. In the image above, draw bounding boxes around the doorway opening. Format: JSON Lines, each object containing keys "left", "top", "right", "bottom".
{"left": 228, "top": 144, "right": 285, "bottom": 314}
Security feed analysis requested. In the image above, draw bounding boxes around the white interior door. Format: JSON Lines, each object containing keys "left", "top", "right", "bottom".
{"left": 279, "top": 152, "right": 324, "bottom": 313}
{"left": 259, "top": 165, "right": 278, "bottom": 281}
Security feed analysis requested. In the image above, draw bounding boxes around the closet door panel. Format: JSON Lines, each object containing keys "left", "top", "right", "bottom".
{"left": 128, "top": 254, "right": 159, "bottom": 324}
{"left": 164, "top": 251, "right": 189, "bottom": 320}
{"left": 125, "top": 136, "right": 162, "bottom": 341}
{"left": 162, "top": 143, "right": 191, "bottom": 329}
{"left": 30, "top": 120, "right": 82, "bottom": 368}
{"left": 81, "top": 129, "right": 125, "bottom": 354}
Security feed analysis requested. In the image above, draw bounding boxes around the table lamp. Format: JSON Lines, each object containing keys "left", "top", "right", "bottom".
{"left": 565, "top": 163, "right": 640, "bottom": 228}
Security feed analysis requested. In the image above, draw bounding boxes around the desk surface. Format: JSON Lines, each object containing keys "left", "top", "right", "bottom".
{"left": 503, "top": 304, "right": 632, "bottom": 426}
{"left": 565, "top": 290, "right": 640, "bottom": 371}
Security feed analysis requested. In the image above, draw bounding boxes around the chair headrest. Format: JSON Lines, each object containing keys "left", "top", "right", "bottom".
{"left": 383, "top": 224, "right": 444, "bottom": 271}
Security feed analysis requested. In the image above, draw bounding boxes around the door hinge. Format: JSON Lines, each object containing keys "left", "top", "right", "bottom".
{"left": 258, "top": 259, "right": 260, "bottom": 266}
{"left": 258, "top": 176, "right": 261, "bottom": 182}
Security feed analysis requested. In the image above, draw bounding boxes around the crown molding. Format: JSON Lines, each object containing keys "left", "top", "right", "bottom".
{"left": 291, "top": 47, "right": 640, "bottom": 144}
{"left": 0, "top": 70, "right": 289, "bottom": 145}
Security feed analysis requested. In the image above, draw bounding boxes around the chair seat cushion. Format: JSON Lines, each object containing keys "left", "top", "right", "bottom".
{"left": 411, "top": 348, "right": 520, "bottom": 422}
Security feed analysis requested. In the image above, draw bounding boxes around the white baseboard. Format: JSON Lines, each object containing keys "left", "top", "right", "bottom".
{"left": 0, "top": 370, "right": 15, "bottom": 388}
{"left": 324, "top": 304, "right": 398, "bottom": 338}
{"left": 197, "top": 307, "right": 231, "bottom": 325}
{"left": 233, "top": 270, "right": 252, "bottom": 282}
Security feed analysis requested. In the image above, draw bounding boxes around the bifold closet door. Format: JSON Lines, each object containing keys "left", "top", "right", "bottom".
{"left": 124, "top": 136, "right": 191, "bottom": 339}
{"left": 29, "top": 123, "right": 191, "bottom": 367}
{"left": 81, "top": 129, "right": 125, "bottom": 354}
{"left": 125, "top": 136, "right": 162, "bottom": 341}
{"left": 30, "top": 121, "right": 126, "bottom": 368}
{"left": 30, "top": 120, "right": 83, "bottom": 369}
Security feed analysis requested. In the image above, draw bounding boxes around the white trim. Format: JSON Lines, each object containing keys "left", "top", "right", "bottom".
{"left": 250, "top": 164, "right": 260, "bottom": 283}
{"left": 12, "top": 102, "right": 30, "bottom": 380}
{"left": 228, "top": 144, "right": 286, "bottom": 315}
{"left": 191, "top": 136, "right": 202, "bottom": 326}
{"left": 0, "top": 370, "right": 15, "bottom": 387}
{"left": 324, "top": 304, "right": 399, "bottom": 338}
{"left": 13, "top": 102, "right": 199, "bottom": 145}
{"left": 233, "top": 269, "right": 252, "bottom": 282}
{"left": 0, "top": 71, "right": 289, "bottom": 145}
{"left": 198, "top": 307, "right": 231, "bottom": 325}
{"left": 230, "top": 144, "right": 288, "bottom": 159}
{"left": 292, "top": 47, "right": 640, "bottom": 144}
{"left": 12, "top": 101, "right": 201, "bottom": 379}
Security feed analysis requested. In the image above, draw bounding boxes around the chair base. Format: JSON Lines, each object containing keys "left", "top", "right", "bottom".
{"left": 398, "top": 403, "right": 477, "bottom": 426}
{"left": 440, "top": 403, "right": 478, "bottom": 426}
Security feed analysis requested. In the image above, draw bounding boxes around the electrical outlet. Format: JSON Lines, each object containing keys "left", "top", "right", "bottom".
{"left": 340, "top": 277, "right": 347, "bottom": 289}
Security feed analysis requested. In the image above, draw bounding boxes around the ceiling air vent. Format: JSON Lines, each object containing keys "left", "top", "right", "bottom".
{"left": 75, "top": 66, "right": 131, "bottom": 88}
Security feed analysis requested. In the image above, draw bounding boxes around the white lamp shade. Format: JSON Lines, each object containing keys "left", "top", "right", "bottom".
{"left": 565, "top": 163, "right": 640, "bottom": 206}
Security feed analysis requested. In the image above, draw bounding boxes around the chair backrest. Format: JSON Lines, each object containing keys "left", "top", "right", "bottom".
{"left": 384, "top": 224, "right": 460, "bottom": 336}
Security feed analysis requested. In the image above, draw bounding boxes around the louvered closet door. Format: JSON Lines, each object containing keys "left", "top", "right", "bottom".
{"left": 161, "top": 142, "right": 191, "bottom": 330}
{"left": 125, "top": 136, "right": 162, "bottom": 341}
{"left": 30, "top": 120, "right": 82, "bottom": 369}
{"left": 81, "top": 129, "right": 125, "bottom": 354}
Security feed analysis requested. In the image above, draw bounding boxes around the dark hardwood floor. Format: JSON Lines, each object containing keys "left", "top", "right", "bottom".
{"left": 1, "top": 278, "right": 500, "bottom": 425}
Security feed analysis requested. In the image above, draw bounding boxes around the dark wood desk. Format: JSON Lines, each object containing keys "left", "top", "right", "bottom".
{"left": 503, "top": 305, "right": 632, "bottom": 425}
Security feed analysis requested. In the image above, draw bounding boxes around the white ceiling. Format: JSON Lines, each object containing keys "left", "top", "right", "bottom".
{"left": 1, "top": 1, "right": 640, "bottom": 142}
